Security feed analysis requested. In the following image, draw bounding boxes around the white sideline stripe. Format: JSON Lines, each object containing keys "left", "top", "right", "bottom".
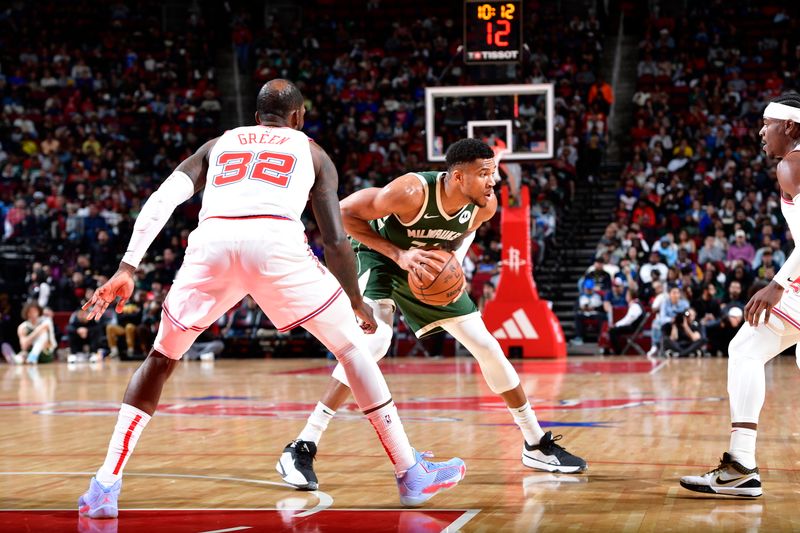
{"left": 0, "top": 471, "right": 332, "bottom": 517}
{"left": 649, "top": 360, "right": 667, "bottom": 375}
{"left": 512, "top": 309, "right": 539, "bottom": 339}
{"left": 200, "top": 527, "right": 252, "bottom": 533}
{"left": 502, "top": 318, "right": 522, "bottom": 339}
{"left": 441, "top": 509, "right": 481, "bottom": 532}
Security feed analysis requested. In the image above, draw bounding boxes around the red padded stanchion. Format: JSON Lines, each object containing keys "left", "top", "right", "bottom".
{"left": 483, "top": 185, "right": 566, "bottom": 358}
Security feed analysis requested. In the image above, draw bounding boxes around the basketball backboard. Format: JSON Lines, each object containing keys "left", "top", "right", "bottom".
{"left": 425, "top": 84, "right": 554, "bottom": 162}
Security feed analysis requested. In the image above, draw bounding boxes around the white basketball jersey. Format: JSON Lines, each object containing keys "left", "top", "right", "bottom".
{"left": 199, "top": 126, "right": 315, "bottom": 223}
{"left": 780, "top": 149, "right": 800, "bottom": 246}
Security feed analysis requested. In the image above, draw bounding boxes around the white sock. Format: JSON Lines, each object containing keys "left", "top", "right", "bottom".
{"left": 366, "top": 401, "right": 416, "bottom": 475}
{"left": 729, "top": 427, "right": 757, "bottom": 469}
{"left": 509, "top": 402, "right": 546, "bottom": 445}
{"left": 300, "top": 301, "right": 415, "bottom": 476}
{"left": 297, "top": 402, "right": 336, "bottom": 444}
{"left": 96, "top": 403, "right": 151, "bottom": 486}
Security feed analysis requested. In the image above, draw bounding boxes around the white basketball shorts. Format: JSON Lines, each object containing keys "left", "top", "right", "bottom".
{"left": 771, "top": 289, "right": 800, "bottom": 333}
{"left": 154, "top": 216, "right": 344, "bottom": 359}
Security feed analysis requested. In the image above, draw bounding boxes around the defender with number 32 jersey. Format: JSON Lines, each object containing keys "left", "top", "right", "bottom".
{"left": 199, "top": 126, "right": 315, "bottom": 223}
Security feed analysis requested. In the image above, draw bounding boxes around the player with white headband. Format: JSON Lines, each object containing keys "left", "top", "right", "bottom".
{"left": 680, "top": 91, "right": 800, "bottom": 497}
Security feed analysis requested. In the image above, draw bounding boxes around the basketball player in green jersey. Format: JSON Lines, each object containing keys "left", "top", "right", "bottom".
{"left": 276, "top": 139, "right": 587, "bottom": 490}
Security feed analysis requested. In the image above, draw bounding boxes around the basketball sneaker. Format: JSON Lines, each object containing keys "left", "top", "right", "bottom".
{"left": 522, "top": 432, "right": 587, "bottom": 473}
{"left": 276, "top": 439, "right": 318, "bottom": 490}
{"left": 679, "top": 453, "right": 762, "bottom": 497}
{"left": 396, "top": 449, "right": 466, "bottom": 507}
{"left": 78, "top": 477, "right": 121, "bottom": 519}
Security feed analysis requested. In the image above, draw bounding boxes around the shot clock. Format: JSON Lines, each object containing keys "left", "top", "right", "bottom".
{"left": 463, "top": 0, "right": 522, "bottom": 64}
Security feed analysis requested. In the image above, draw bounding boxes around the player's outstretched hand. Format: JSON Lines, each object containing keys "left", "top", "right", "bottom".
{"left": 82, "top": 264, "right": 136, "bottom": 321}
{"left": 744, "top": 281, "right": 784, "bottom": 327}
{"left": 396, "top": 249, "right": 446, "bottom": 282}
{"left": 352, "top": 299, "right": 378, "bottom": 335}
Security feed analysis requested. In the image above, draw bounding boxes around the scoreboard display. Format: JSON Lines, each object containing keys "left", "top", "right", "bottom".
{"left": 463, "top": 0, "right": 523, "bottom": 64}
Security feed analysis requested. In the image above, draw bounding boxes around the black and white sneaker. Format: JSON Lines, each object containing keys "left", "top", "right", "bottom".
{"left": 522, "top": 432, "right": 587, "bottom": 473}
{"left": 680, "top": 452, "right": 761, "bottom": 497}
{"left": 276, "top": 440, "right": 318, "bottom": 490}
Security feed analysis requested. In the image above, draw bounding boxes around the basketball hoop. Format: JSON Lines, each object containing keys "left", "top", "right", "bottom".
{"left": 487, "top": 138, "right": 520, "bottom": 205}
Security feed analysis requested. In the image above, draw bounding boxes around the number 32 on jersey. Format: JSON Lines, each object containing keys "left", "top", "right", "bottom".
{"left": 212, "top": 150, "right": 297, "bottom": 188}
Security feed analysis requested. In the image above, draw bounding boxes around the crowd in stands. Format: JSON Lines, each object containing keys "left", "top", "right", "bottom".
{"left": 577, "top": 2, "right": 799, "bottom": 356}
{"left": 236, "top": 0, "right": 610, "bottom": 298}
{"left": 0, "top": 1, "right": 226, "bottom": 361}
{"left": 1, "top": 0, "right": 609, "bottom": 361}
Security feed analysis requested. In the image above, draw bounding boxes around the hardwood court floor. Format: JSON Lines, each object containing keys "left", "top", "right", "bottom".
{"left": 2, "top": 356, "right": 800, "bottom": 532}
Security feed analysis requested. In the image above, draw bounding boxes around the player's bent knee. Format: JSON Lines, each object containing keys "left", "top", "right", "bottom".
{"left": 331, "top": 343, "right": 362, "bottom": 366}
{"left": 472, "top": 340, "right": 520, "bottom": 394}
{"left": 727, "top": 324, "right": 758, "bottom": 363}
{"left": 371, "top": 320, "right": 394, "bottom": 362}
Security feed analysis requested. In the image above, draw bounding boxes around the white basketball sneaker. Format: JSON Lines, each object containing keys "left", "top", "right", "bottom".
{"left": 522, "top": 432, "right": 587, "bottom": 473}
{"left": 680, "top": 453, "right": 761, "bottom": 497}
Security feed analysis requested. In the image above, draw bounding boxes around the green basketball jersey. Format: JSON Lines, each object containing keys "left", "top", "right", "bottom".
{"left": 351, "top": 171, "right": 481, "bottom": 338}
{"left": 352, "top": 171, "right": 479, "bottom": 254}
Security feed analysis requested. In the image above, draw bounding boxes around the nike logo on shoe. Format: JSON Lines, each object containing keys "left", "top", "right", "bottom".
{"left": 523, "top": 451, "right": 560, "bottom": 466}
{"left": 715, "top": 475, "right": 747, "bottom": 485}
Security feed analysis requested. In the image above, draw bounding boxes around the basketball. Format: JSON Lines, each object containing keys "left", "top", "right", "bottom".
{"left": 408, "top": 249, "right": 464, "bottom": 306}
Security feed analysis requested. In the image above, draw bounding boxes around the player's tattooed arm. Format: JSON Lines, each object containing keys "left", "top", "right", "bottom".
{"left": 340, "top": 174, "right": 445, "bottom": 280}
{"left": 175, "top": 136, "right": 219, "bottom": 194}
{"left": 309, "top": 141, "right": 377, "bottom": 333}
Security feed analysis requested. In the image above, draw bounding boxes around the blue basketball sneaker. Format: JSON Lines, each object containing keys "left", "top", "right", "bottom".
{"left": 78, "top": 477, "right": 121, "bottom": 519}
{"left": 397, "top": 450, "right": 466, "bottom": 507}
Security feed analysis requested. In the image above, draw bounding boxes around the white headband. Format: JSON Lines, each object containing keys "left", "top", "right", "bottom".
{"left": 763, "top": 102, "right": 800, "bottom": 123}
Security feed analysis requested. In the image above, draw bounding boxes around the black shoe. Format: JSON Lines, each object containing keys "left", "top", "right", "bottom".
{"left": 276, "top": 439, "right": 318, "bottom": 490}
{"left": 522, "top": 432, "right": 588, "bottom": 473}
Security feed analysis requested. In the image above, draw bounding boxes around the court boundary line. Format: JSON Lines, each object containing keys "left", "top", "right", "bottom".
{"left": 200, "top": 527, "right": 251, "bottom": 533}
{"left": 442, "top": 508, "right": 481, "bottom": 531}
{"left": 0, "top": 508, "right": 479, "bottom": 511}
{"left": 649, "top": 360, "right": 667, "bottom": 374}
{"left": 0, "top": 507, "right": 483, "bottom": 516}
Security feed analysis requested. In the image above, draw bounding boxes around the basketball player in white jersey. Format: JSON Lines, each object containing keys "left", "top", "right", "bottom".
{"left": 77, "top": 79, "right": 465, "bottom": 518}
{"left": 681, "top": 92, "right": 800, "bottom": 497}
{"left": 276, "top": 139, "right": 586, "bottom": 493}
